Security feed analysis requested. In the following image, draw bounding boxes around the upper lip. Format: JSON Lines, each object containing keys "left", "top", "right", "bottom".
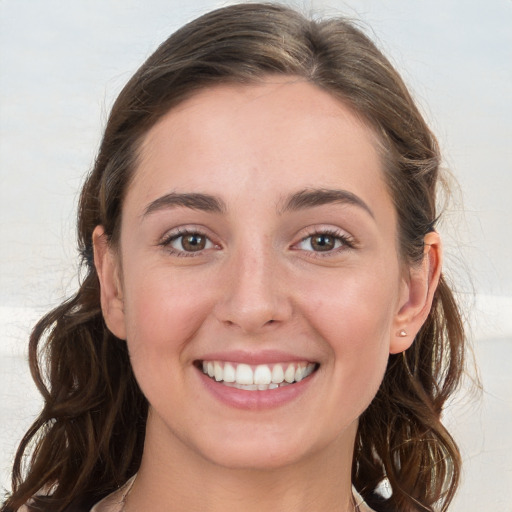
{"left": 196, "top": 350, "right": 318, "bottom": 365}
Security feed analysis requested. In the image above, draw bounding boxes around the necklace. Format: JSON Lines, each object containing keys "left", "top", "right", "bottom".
{"left": 121, "top": 500, "right": 360, "bottom": 512}
{"left": 118, "top": 476, "right": 363, "bottom": 512}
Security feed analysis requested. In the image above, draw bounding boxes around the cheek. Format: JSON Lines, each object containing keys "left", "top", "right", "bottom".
{"left": 124, "top": 266, "right": 211, "bottom": 339}
{"left": 301, "top": 265, "right": 399, "bottom": 398}
{"left": 305, "top": 265, "right": 398, "bottom": 342}
{"left": 120, "top": 269, "right": 213, "bottom": 388}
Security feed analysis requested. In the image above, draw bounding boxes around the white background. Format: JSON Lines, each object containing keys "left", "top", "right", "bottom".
{"left": 1, "top": 1, "right": 511, "bottom": 510}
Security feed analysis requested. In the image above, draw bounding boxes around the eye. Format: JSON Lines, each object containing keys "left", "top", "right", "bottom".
{"left": 162, "top": 230, "right": 216, "bottom": 255}
{"left": 296, "top": 230, "right": 353, "bottom": 253}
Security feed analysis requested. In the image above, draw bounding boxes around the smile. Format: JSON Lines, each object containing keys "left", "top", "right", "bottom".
{"left": 199, "top": 360, "right": 318, "bottom": 390}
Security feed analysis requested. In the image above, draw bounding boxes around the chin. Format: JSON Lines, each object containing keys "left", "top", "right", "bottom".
{"left": 201, "top": 440, "right": 312, "bottom": 472}
{"left": 188, "top": 420, "right": 350, "bottom": 473}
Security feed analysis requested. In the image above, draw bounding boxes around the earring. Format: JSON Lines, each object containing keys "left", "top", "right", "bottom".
{"left": 398, "top": 329, "right": 407, "bottom": 337}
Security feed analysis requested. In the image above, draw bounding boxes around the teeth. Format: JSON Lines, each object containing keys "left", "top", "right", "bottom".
{"left": 254, "top": 365, "right": 272, "bottom": 385}
{"left": 207, "top": 361, "right": 215, "bottom": 378}
{"left": 303, "top": 364, "right": 313, "bottom": 379}
{"left": 224, "top": 382, "right": 285, "bottom": 391}
{"left": 214, "top": 361, "right": 223, "bottom": 381}
{"left": 284, "top": 364, "right": 295, "bottom": 383}
{"left": 271, "top": 364, "right": 284, "bottom": 383}
{"left": 224, "top": 382, "right": 263, "bottom": 390}
{"left": 200, "top": 361, "right": 317, "bottom": 389}
{"left": 223, "top": 362, "right": 236, "bottom": 383}
{"left": 235, "top": 364, "right": 253, "bottom": 385}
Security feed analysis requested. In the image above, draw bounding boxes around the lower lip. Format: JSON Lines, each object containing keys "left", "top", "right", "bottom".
{"left": 196, "top": 369, "right": 316, "bottom": 410}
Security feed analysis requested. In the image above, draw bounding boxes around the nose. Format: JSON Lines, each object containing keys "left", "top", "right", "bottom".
{"left": 213, "top": 244, "right": 293, "bottom": 334}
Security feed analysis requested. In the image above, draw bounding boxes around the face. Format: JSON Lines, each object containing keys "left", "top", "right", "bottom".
{"left": 96, "top": 78, "right": 422, "bottom": 472}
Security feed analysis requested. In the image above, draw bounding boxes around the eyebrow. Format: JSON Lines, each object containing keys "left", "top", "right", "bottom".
{"left": 279, "top": 188, "right": 374, "bottom": 218}
{"left": 142, "top": 187, "right": 373, "bottom": 219}
{"left": 143, "top": 192, "right": 226, "bottom": 217}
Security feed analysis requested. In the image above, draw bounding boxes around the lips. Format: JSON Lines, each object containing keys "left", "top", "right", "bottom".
{"left": 198, "top": 360, "right": 318, "bottom": 391}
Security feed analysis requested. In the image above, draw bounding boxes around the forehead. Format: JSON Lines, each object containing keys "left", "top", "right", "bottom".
{"left": 129, "top": 78, "right": 392, "bottom": 220}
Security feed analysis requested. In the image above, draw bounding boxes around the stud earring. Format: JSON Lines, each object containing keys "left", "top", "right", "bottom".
{"left": 398, "top": 329, "right": 407, "bottom": 337}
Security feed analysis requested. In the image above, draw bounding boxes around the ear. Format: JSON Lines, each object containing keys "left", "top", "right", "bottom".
{"left": 390, "top": 232, "right": 442, "bottom": 354}
{"left": 93, "top": 225, "right": 127, "bottom": 340}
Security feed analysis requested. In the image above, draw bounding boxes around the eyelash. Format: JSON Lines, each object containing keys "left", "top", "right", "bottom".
{"left": 158, "top": 227, "right": 355, "bottom": 257}
{"left": 158, "top": 228, "right": 218, "bottom": 257}
{"left": 294, "top": 228, "right": 356, "bottom": 256}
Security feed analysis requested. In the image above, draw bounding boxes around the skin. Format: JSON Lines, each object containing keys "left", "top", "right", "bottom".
{"left": 94, "top": 77, "right": 441, "bottom": 512}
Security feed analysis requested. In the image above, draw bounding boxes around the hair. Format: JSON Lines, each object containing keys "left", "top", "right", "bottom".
{"left": 2, "top": 3, "right": 465, "bottom": 512}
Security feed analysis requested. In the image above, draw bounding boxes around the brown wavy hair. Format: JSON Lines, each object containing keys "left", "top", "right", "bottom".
{"left": 2, "top": 3, "right": 465, "bottom": 511}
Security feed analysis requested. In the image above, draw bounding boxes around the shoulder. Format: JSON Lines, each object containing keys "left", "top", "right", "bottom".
{"left": 89, "top": 476, "right": 136, "bottom": 512}
{"left": 15, "top": 493, "right": 108, "bottom": 512}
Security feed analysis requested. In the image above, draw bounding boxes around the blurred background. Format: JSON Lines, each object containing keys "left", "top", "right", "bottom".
{"left": 1, "top": 0, "right": 511, "bottom": 509}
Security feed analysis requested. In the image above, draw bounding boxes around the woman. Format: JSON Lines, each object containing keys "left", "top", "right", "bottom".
{"left": 2, "top": 3, "right": 465, "bottom": 512}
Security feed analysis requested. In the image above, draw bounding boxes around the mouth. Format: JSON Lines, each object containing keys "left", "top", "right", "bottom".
{"left": 195, "top": 360, "right": 319, "bottom": 391}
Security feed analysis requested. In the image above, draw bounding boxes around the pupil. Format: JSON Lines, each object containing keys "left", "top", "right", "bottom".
{"left": 182, "top": 234, "right": 205, "bottom": 251}
{"left": 312, "top": 235, "right": 334, "bottom": 251}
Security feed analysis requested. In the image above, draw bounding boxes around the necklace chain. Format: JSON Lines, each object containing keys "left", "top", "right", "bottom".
{"left": 119, "top": 477, "right": 362, "bottom": 512}
{"left": 121, "top": 502, "right": 360, "bottom": 512}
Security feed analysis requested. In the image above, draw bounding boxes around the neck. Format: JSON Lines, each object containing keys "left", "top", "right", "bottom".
{"left": 125, "top": 411, "right": 358, "bottom": 512}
